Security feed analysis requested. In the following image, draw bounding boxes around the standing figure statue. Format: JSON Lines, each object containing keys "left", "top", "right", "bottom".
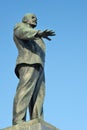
{"left": 13, "top": 13, "right": 55, "bottom": 125}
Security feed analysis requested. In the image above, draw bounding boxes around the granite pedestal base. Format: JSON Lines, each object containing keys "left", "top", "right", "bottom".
{"left": 2, "top": 119, "right": 59, "bottom": 130}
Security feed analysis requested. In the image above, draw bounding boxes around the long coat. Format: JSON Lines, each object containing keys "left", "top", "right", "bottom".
{"left": 13, "top": 22, "right": 46, "bottom": 78}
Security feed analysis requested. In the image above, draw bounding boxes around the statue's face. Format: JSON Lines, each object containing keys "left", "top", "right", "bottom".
{"left": 22, "top": 13, "right": 37, "bottom": 28}
{"left": 28, "top": 14, "right": 37, "bottom": 28}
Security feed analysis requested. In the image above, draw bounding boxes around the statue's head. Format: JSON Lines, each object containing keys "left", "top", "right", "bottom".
{"left": 22, "top": 13, "right": 37, "bottom": 28}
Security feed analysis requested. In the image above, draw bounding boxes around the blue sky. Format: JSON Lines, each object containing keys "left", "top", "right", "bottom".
{"left": 0, "top": 0, "right": 87, "bottom": 130}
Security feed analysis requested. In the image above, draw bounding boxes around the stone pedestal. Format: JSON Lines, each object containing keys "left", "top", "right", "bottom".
{"left": 2, "top": 119, "right": 59, "bottom": 130}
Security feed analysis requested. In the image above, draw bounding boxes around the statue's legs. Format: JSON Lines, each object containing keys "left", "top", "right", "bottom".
{"left": 29, "top": 68, "right": 45, "bottom": 119}
{"left": 12, "top": 64, "right": 45, "bottom": 125}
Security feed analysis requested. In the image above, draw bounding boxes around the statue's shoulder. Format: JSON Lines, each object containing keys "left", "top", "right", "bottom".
{"left": 14, "top": 22, "right": 25, "bottom": 30}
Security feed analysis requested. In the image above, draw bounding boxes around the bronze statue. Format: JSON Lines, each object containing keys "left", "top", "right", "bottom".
{"left": 13, "top": 13, "right": 55, "bottom": 125}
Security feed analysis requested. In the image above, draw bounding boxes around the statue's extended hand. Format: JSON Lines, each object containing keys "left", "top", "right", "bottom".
{"left": 38, "top": 30, "right": 56, "bottom": 40}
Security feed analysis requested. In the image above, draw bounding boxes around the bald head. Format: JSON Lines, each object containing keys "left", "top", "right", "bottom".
{"left": 22, "top": 13, "right": 37, "bottom": 28}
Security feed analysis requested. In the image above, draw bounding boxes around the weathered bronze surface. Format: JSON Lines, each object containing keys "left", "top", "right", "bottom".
{"left": 13, "top": 13, "right": 55, "bottom": 125}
